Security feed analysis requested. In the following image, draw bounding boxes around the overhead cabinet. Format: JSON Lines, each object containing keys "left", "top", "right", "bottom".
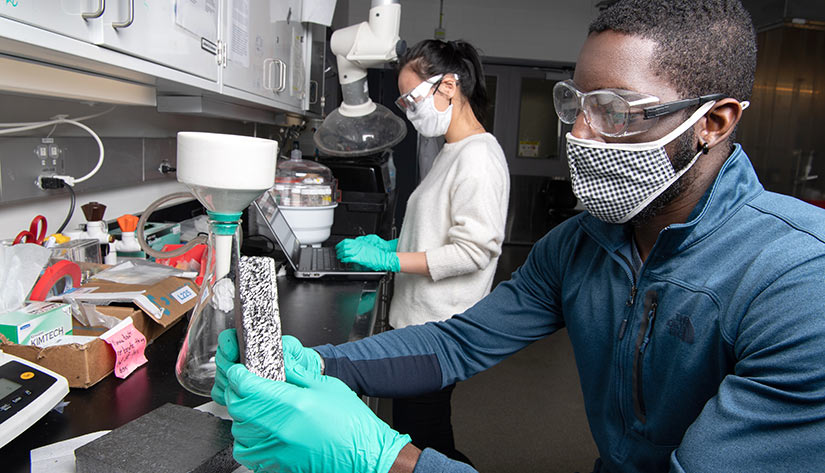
{"left": 221, "top": 0, "right": 307, "bottom": 111}
{"left": 0, "top": 0, "right": 104, "bottom": 43}
{"left": 0, "top": 0, "right": 316, "bottom": 117}
{"left": 99, "top": 0, "right": 220, "bottom": 82}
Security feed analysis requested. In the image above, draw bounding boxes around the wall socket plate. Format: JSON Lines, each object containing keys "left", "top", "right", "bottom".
{"left": 35, "top": 137, "right": 64, "bottom": 180}
{"left": 1, "top": 137, "right": 177, "bottom": 204}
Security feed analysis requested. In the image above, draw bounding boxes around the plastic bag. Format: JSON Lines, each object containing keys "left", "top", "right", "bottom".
{"left": 0, "top": 243, "right": 52, "bottom": 313}
{"left": 69, "top": 300, "right": 123, "bottom": 329}
{"left": 91, "top": 259, "right": 196, "bottom": 286}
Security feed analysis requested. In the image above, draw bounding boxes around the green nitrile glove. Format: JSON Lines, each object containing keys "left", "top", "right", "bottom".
{"left": 336, "top": 238, "right": 401, "bottom": 272}
{"left": 211, "top": 328, "right": 239, "bottom": 406}
{"left": 212, "top": 331, "right": 324, "bottom": 406}
{"left": 282, "top": 335, "right": 323, "bottom": 376}
{"left": 355, "top": 234, "right": 399, "bottom": 252}
{"left": 225, "top": 364, "right": 411, "bottom": 473}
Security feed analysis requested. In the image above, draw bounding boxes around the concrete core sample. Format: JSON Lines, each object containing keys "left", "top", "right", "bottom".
{"left": 236, "top": 255, "right": 286, "bottom": 382}
{"left": 74, "top": 403, "right": 238, "bottom": 473}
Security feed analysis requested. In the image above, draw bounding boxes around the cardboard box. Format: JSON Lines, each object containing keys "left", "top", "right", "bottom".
{"left": 70, "top": 276, "right": 199, "bottom": 328}
{"left": 0, "top": 276, "right": 199, "bottom": 388}
{"left": 1, "top": 307, "right": 145, "bottom": 388}
{"left": 0, "top": 302, "right": 73, "bottom": 345}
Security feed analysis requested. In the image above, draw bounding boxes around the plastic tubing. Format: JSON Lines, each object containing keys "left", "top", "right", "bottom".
{"left": 137, "top": 192, "right": 207, "bottom": 259}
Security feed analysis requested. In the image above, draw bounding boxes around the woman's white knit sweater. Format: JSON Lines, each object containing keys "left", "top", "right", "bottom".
{"left": 391, "top": 132, "right": 510, "bottom": 329}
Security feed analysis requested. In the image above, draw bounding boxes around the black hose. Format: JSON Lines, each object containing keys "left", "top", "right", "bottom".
{"left": 56, "top": 185, "right": 76, "bottom": 234}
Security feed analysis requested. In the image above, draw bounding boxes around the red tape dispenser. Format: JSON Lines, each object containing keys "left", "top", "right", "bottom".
{"left": 29, "top": 260, "right": 82, "bottom": 301}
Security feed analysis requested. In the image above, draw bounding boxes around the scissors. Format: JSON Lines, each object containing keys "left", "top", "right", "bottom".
{"left": 13, "top": 215, "right": 48, "bottom": 245}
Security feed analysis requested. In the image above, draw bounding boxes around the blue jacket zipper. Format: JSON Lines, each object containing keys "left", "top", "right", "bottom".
{"left": 614, "top": 251, "right": 637, "bottom": 342}
{"left": 632, "top": 290, "right": 658, "bottom": 423}
{"left": 612, "top": 249, "right": 639, "bottom": 458}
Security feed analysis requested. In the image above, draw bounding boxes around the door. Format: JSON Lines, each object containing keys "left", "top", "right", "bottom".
{"left": 221, "top": 0, "right": 278, "bottom": 100}
{"left": 483, "top": 62, "right": 576, "bottom": 244}
{"left": 221, "top": 0, "right": 305, "bottom": 110}
{"left": 305, "top": 23, "right": 327, "bottom": 115}
{"left": 98, "top": 0, "right": 219, "bottom": 81}
{"left": 0, "top": 0, "right": 103, "bottom": 42}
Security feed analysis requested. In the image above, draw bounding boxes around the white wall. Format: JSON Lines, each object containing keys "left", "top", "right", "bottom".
{"left": 0, "top": 96, "right": 254, "bottom": 242}
{"left": 347, "top": 0, "right": 600, "bottom": 63}
{"left": 1, "top": 181, "right": 191, "bottom": 242}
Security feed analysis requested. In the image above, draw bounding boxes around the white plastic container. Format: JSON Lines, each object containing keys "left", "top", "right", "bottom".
{"left": 272, "top": 148, "right": 337, "bottom": 208}
{"left": 279, "top": 204, "right": 338, "bottom": 247}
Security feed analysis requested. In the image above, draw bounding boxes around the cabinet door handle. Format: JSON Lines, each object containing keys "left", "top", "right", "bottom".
{"left": 309, "top": 80, "right": 319, "bottom": 105}
{"left": 263, "top": 58, "right": 275, "bottom": 91}
{"left": 263, "top": 59, "right": 287, "bottom": 93}
{"left": 112, "top": 0, "right": 134, "bottom": 29}
{"left": 275, "top": 59, "right": 287, "bottom": 93}
{"left": 82, "top": 0, "right": 105, "bottom": 20}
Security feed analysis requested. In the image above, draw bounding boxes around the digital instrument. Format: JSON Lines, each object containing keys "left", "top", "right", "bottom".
{"left": 0, "top": 350, "right": 69, "bottom": 448}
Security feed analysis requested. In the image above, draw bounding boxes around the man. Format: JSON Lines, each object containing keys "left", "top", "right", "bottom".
{"left": 213, "top": 1, "right": 825, "bottom": 472}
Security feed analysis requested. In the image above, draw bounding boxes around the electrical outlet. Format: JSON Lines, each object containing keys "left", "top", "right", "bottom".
{"left": 37, "top": 176, "right": 66, "bottom": 190}
{"left": 34, "top": 138, "right": 63, "bottom": 180}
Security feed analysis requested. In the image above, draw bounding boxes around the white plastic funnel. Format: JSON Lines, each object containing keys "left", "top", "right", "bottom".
{"left": 177, "top": 132, "right": 278, "bottom": 214}
{"left": 177, "top": 132, "right": 277, "bottom": 279}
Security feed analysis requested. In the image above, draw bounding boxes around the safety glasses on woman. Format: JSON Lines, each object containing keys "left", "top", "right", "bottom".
{"left": 395, "top": 74, "right": 459, "bottom": 138}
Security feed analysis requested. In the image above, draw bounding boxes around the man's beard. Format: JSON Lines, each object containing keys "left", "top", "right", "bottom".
{"left": 629, "top": 129, "right": 698, "bottom": 225}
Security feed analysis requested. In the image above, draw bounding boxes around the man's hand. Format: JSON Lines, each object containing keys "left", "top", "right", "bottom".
{"left": 282, "top": 334, "right": 324, "bottom": 376}
{"left": 224, "top": 364, "right": 412, "bottom": 473}
{"left": 210, "top": 329, "right": 239, "bottom": 406}
{"left": 212, "top": 331, "right": 325, "bottom": 406}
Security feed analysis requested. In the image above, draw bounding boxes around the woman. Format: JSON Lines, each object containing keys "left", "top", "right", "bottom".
{"left": 336, "top": 39, "right": 510, "bottom": 463}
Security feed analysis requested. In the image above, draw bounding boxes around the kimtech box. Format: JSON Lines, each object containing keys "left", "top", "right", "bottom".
{"left": 0, "top": 276, "right": 198, "bottom": 388}
{"left": 0, "top": 302, "right": 73, "bottom": 346}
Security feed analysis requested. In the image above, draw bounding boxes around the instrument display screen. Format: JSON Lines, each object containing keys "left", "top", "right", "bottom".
{"left": 0, "top": 378, "right": 21, "bottom": 399}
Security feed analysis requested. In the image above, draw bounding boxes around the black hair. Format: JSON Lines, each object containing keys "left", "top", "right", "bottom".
{"left": 589, "top": 0, "right": 757, "bottom": 103}
{"left": 398, "top": 39, "right": 489, "bottom": 123}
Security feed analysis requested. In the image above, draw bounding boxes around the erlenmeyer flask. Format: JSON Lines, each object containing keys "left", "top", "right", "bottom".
{"left": 175, "top": 212, "right": 241, "bottom": 396}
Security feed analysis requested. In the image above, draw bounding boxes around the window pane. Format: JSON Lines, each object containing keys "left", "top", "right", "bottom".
{"left": 517, "top": 77, "right": 560, "bottom": 159}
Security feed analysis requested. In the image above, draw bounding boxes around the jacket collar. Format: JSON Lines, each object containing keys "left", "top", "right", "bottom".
{"left": 578, "top": 144, "right": 764, "bottom": 256}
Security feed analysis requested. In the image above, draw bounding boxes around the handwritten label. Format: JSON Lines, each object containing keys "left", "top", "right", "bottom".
{"left": 171, "top": 285, "right": 197, "bottom": 305}
{"left": 100, "top": 317, "right": 148, "bottom": 379}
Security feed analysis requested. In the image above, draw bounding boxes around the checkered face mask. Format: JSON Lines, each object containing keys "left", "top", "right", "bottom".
{"left": 566, "top": 101, "right": 717, "bottom": 224}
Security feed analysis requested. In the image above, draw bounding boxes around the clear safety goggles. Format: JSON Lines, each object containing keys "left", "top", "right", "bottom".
{"left": 553, "top": 79, "right": 725, "bottom": 137}
{"left": 395, "top": 74, "right": 447, "bottom": 112}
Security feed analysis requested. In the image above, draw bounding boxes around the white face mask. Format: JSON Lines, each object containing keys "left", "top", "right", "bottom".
{"left": 566, "top": 100, "right": 717, "bottom": 224}
{"left": 405, "top": 94, "right": 453, "bottom": 138}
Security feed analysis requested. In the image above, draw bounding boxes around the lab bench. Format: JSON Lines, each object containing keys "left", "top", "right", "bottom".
{"left": 3, "top": 270, "right": 390, "bottom": 473}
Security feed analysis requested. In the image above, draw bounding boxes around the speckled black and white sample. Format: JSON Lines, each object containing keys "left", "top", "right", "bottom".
{"left": 237, "top": 256, "right": 285, "bottom": 382}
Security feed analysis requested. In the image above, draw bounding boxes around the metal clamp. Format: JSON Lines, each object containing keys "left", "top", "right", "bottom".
{"left": 112, "top": 0, "right": 134, "bottom": 29}
{"left": 82, "top": 0, "right": 105, "bottom": 20}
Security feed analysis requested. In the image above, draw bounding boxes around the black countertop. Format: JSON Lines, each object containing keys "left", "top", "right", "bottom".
{"left": 3, "top": 270, "right": 387, "bottom": 473}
